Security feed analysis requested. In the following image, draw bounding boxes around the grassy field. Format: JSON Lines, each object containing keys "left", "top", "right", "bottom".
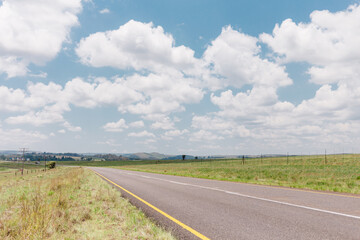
{"left": 0, "top": 166, "right": 175, "bottom": 240}
{"left": 0, "top": 161, "right": 45, "bottom": 172}
{"left": 59, "top": 154, "right": 360, "bottom": 194}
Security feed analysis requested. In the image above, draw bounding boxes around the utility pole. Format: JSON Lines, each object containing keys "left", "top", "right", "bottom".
{"left": 19, "top": 148, "right": 28, "bottom": 175}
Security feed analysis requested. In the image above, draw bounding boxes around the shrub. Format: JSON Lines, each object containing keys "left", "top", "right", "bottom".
{"left": 47, "top": 161, "right": 56, "bottom": 169}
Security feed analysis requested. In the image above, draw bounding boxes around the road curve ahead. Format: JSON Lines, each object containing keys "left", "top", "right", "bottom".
{"left": 89, "top": 167, "right": 360, "bottom": 240}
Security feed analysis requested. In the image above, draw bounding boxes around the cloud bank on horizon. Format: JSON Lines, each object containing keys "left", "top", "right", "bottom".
{"left": 0, "top": 0, "right": 359, "bottom": 155}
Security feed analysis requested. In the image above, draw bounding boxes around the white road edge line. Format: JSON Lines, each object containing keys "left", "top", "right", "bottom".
{"left": 121, "top": 171, "right": 360, "bottom": 220}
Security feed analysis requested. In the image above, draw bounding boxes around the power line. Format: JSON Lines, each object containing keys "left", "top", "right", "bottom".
{"left": 19, "top": 148, "right": 28, "bottom": 175}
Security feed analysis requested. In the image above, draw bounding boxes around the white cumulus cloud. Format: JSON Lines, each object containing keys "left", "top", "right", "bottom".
{"left": 76, "top": 20, "right": 197, "bottom": 74}
{"left": 129, "top": 120, "right": 145, "bottom": 128}
{"left": 103, "top": 119, "right": 128, "bottom": 132}
{"left": 0, "top": 127, "right": 47, "bottom": 149}
{"left": 99, "top": 8, "right": 110, "bottom": 14}
{"left": 203, "top": 26, "right": 292, "bottom": 89}
{"left": 0, "top": 0, "right": 82, "bottom": 77}
{"left": 260, "top": 4, "right": 360, "bottom": 87}
{"left": 128, "top": 130, "right": 155, "bottom": 138}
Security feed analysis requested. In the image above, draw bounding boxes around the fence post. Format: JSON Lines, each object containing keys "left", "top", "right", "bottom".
{"left": 287, "top": 152, "right": 289, "bottom": 165}
{"left": 325, "top": 149, "right": 327, "bottom": 164}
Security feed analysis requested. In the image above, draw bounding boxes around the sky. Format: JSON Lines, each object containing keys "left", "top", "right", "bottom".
{"left": 1, "top": 0, "right": 360, "bottom": 155}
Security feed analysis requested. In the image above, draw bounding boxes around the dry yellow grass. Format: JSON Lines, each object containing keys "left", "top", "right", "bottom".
{"left": 0, "top": 167, "right": 175, "bottom": 240}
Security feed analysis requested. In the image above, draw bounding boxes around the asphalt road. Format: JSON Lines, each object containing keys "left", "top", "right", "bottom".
{"left": 90, "top": 167, "right": 360, "bottom": 240}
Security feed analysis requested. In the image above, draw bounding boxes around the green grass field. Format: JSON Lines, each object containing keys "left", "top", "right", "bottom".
{"left": 0, "top": 166, "right": 174, "bottom": 240}
{"left": 0, "top": 161, "right": 45, "bottom": 171}
{"left": 59, "top": 154, "right": 360, "bottom": 194}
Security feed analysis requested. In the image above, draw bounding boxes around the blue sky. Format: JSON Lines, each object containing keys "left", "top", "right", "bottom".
{"left": 1, "top": 0, "right": 359, "bottom": 155}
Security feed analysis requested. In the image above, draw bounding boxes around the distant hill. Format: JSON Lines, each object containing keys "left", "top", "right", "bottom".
{"left": 123, "top": 152, "right": 171, "bottom": 160}
{"left": 163, "top": 155, "right": 196, "bottom": 160}
{"left": 1, "top": 150, "right": 291, "bottom": 161}
{"left": 0, "top": 150, "right": 22, "bottom": 155}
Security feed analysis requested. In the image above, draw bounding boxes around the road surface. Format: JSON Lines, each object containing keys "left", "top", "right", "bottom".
{"left": 90, "top": 167, "right": 360, "bottom": 240}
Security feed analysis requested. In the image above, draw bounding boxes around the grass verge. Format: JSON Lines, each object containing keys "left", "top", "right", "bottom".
{"left": 115, "top": 156, "right": 360, "bottom": 194}
{"left": 59, "top": 154, "right": 360, "bottom": 194}
{"left": 0, "top": 167, "right": 175, "bottom": 240}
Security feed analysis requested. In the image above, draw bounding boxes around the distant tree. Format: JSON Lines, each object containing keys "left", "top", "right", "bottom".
{"left": 182, "top": 155, "right": 186, "bottom": 160}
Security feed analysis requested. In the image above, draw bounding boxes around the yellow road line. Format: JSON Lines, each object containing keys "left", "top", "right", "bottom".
{"left": 91, "top": 170, "right": 210, "bottom": 240}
